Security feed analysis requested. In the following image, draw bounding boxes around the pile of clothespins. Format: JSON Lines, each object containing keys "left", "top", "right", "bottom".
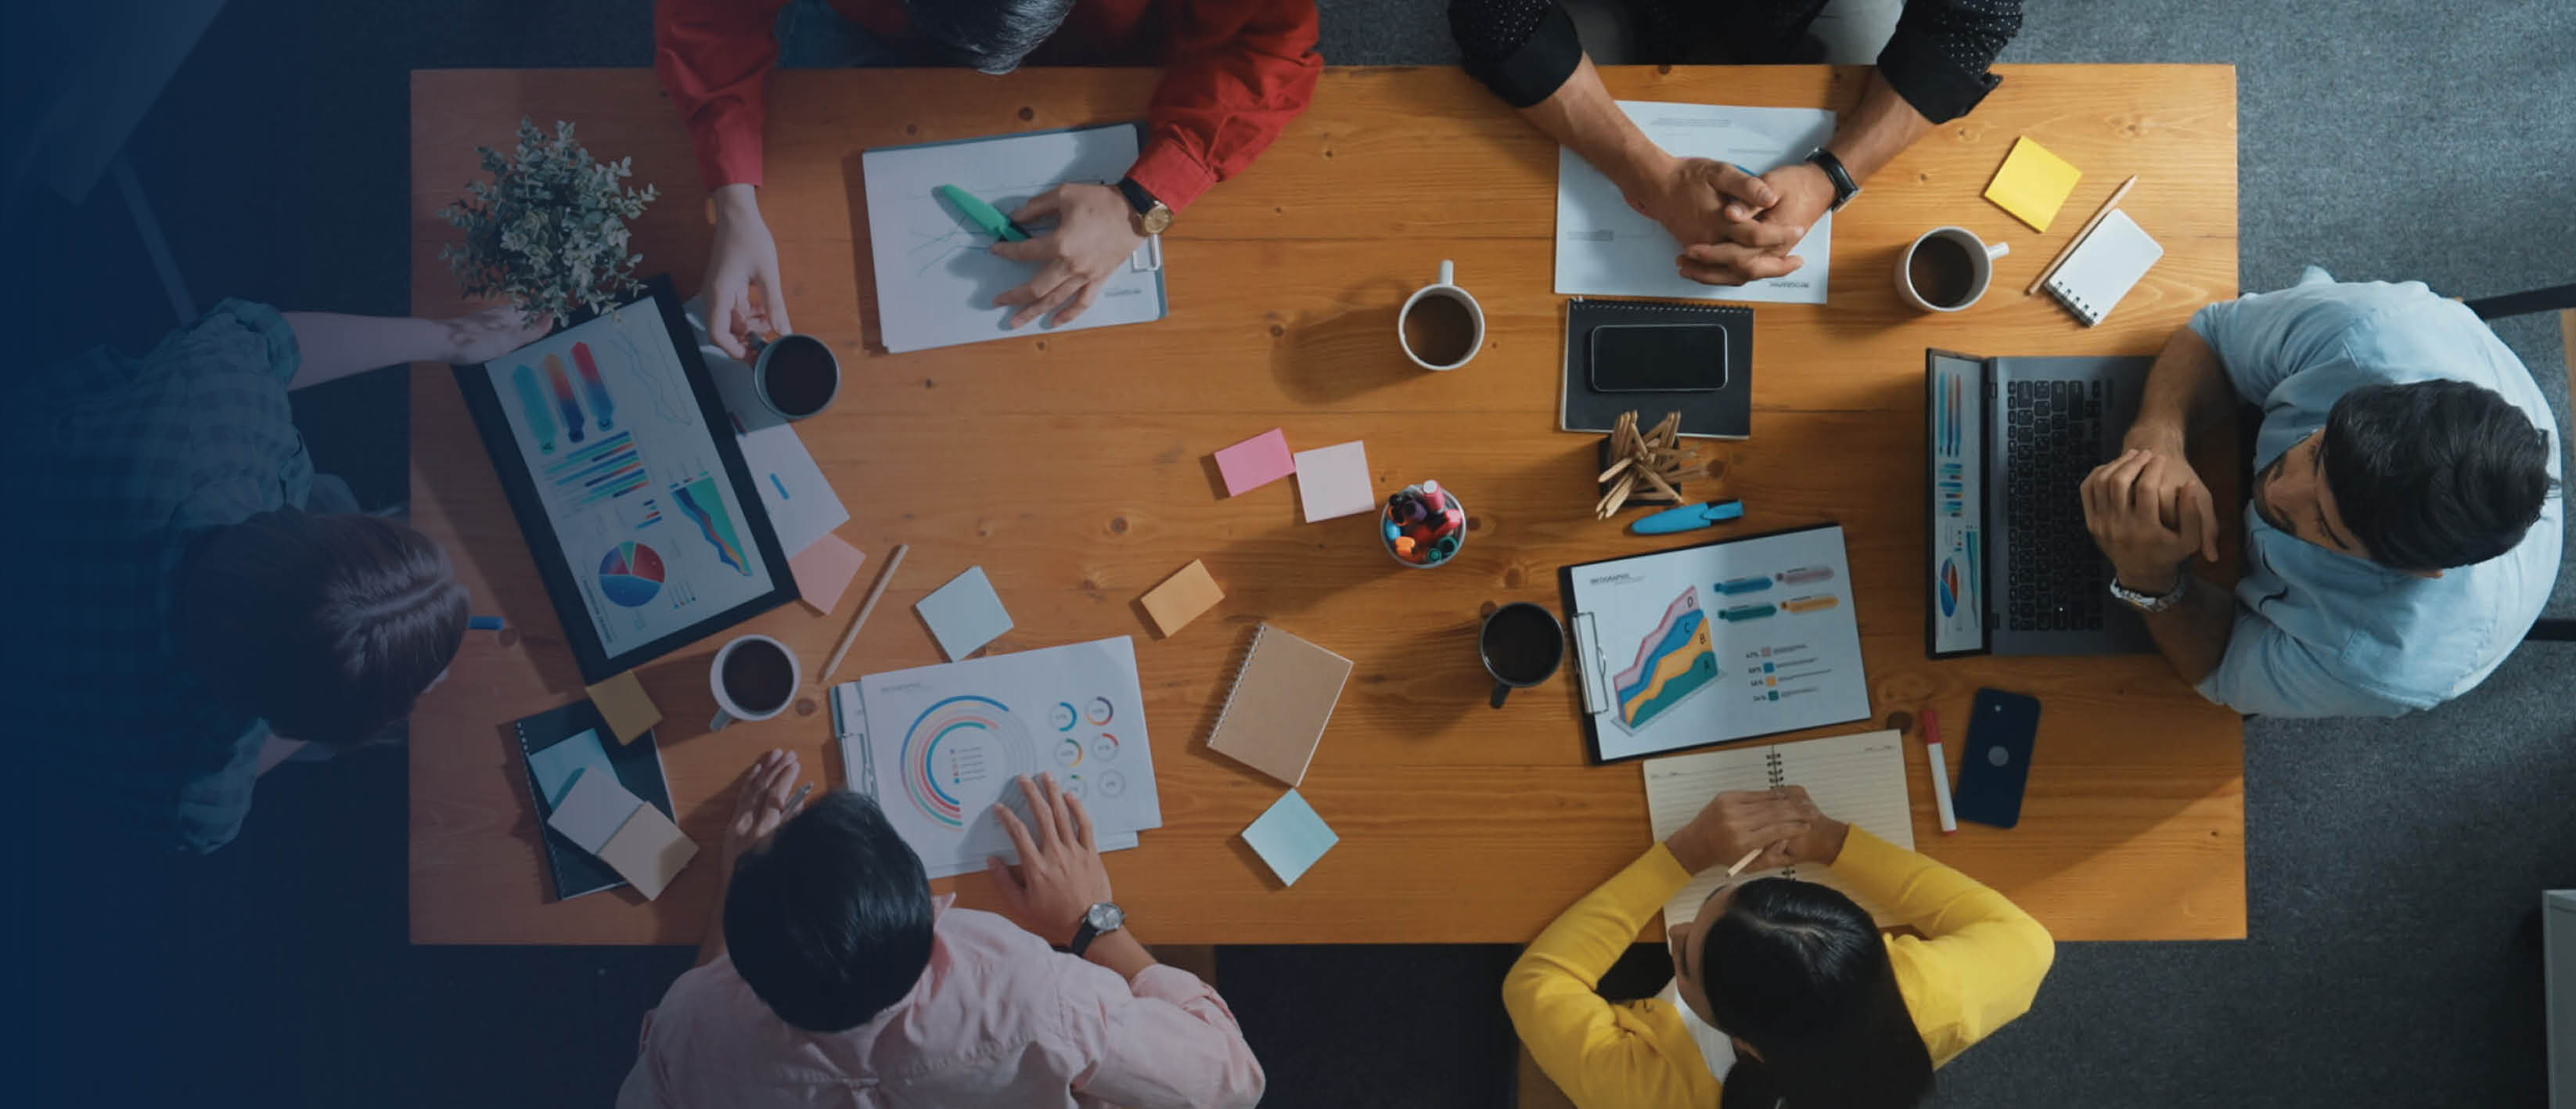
{"left": 1595, "top": 411, "right": 1709, "bottom": 519}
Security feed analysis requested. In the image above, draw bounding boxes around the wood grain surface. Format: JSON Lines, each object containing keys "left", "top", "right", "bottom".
{"left": 408, "top": 64, "right": 2243, "bottom": 945}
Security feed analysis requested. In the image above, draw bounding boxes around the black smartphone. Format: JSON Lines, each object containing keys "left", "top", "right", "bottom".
{"left": 1951, "top": 688, "right": 2039, "bottom": 829}
{"left": 1588, "top": 323, "right": 1729, "bottom": 392}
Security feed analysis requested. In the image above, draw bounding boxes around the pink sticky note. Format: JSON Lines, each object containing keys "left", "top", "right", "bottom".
{"left": 791, "top": 534, "right": 869, "bottom": 615}
{"left": 1214, "top": 429, "right": 1295, "bottom": 497}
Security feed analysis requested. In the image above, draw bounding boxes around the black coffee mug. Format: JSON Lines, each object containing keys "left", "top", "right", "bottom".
{"left": 1479, "top": 602, "right": 1566, "bottom": 708}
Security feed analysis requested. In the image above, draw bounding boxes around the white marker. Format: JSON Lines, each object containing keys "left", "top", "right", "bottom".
{"left": 1922, "top": 709, "right": 1959, "bottom": 834}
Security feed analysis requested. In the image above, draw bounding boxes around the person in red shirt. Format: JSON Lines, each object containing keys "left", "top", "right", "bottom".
{"left": 656, "top": 0, "right": 1322, "bottom": 354}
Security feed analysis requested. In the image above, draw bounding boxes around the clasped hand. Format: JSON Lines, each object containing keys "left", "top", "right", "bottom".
{"left": 1666, "top": 787, "right": 1842, "bottom": 875}
{"left": 990, "top": 183, "right": 1143, "bottom": 329}
{"left": 2080, "top": 446, "right": 2222, "bottom": 593}
{"left": 1628, "top": 155, "right": 1836, "bottom": 286}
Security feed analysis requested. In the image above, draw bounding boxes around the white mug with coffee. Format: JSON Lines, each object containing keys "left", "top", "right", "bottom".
{"left": 736, "top": 333, "right": 840, "bottom": 421}
{"left": 708, "top": 633, "right": 800, "bottom": 731}
{"left": 1898, "top": 227, "right": 2011, "bottom": 312}
{"left": 1398, "top": 260, "right": 1485, "bottom": 371}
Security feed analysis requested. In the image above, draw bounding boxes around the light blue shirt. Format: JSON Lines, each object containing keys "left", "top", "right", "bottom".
{"left": 2186, "top": 268, "right": 2563, "bottom": 717}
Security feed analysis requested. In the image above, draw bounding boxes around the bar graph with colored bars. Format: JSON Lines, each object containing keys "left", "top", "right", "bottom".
{"left": 545, "top": 430, "right": 646, "bottom": 509}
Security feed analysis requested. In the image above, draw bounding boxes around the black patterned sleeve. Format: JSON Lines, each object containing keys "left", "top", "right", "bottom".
{"left": 1448, "top": 0, "right": 1586, "bottom": 109}
{"left": 1876, "top": 0, "right": 2024, "bottom": 123}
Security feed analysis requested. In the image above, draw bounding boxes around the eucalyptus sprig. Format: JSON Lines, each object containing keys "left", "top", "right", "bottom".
{"left": 440, "top": 118, "right": 659, "bottom": 320}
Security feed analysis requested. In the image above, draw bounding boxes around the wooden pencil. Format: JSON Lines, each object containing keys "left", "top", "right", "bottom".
{"left": 822, "top": 543, "right": 908, "bottom": 682}
{"left": 2025, "top": 175, "right": 2139, "bottom": 297}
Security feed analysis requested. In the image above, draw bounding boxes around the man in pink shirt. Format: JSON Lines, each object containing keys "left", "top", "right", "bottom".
{"left": 619, "top": 750, "right": 1265, "bottom": 1107}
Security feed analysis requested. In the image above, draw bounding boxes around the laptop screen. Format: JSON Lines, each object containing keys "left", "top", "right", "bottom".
{"left": 1929, "top": 353, "right": 1986, "bottom": 655}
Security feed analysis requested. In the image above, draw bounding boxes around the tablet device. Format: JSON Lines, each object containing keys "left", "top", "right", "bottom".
{"left": 455, "top": 275, "right": 796, "bottom": 684}
{"left": 1588, "top": 322, "right": 1729, "bottom": 392}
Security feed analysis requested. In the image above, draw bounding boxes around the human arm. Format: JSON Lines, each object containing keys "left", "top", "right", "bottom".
{"left": 1828, "top": 827, "right": 2055, "bottom": 1059}
{"left": 2082, "top": 450, "right": 2233, "bottom": 684}
{"left": 695, "top": 748, "right": 802, "bottom": 967}
{"left": 2194, "top": 613, "right": 2422, "bottom": 718}
{"left": 280, "top": 308, "right": 551, "bottom": 389}
{"left": 654, "top": 0, "right": 796, "bottom": 358}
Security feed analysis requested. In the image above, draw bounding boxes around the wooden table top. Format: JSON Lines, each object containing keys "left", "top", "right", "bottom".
{"left": 408, "top": 64, "right": 2244, "bottom": 945}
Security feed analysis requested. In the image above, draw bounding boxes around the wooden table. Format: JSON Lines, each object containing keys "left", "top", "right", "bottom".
{"left": 409, "top": 64, "right": 2243, "bottom": 945}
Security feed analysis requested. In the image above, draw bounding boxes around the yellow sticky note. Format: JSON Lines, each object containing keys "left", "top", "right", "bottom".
{"left": 1984, "top": 137, "right": 2083, "bottom": 232}
{"left": 584, "top": 670, "right": 664, "bottom": 745}
{"left": 1139, "top": 560, "right": 1225, "bottom": 638}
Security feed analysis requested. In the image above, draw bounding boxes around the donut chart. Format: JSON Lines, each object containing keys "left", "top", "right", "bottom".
{"left": 597, "top": 542, "right": 666, "bottom": 608}
{"left": 899, "top": 695, "right": 1038, "bottom": 829}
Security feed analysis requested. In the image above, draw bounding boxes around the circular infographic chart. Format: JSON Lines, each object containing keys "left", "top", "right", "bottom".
{"left": 900, "top": 695, "right": 1039, "bottom": 829}
{"left": 597, "top": 542, "right": 666, "bottom": 607}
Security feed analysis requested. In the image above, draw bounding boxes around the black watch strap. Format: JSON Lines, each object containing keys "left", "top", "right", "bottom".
{"left": 1068, "top": 918, "right": 1104, "bottom": 957}
{"left": 1114, "top": 176, "right": 1160, "bottom": 217}
{"left": 1805, "top": 148, "right": 1860, "bottom": 211}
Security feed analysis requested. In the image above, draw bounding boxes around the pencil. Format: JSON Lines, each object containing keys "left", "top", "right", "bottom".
{"left": 1725, "top": 848, "right": 1765, "bottom": 877}
{"left": 2025, "top": 175, "right": 2139, "bottom": 297}
{"left": 822, "top": 543, "right": 908, "bottom": 682}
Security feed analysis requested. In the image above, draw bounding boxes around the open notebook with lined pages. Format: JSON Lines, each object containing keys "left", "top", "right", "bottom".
{"left": 1642, "top": 729, "right": 1916, "bottom": 929}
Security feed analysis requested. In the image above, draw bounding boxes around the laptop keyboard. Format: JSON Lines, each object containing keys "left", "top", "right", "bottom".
{"left": 2004, "top": 380, "right": 2109, "bottom": 632}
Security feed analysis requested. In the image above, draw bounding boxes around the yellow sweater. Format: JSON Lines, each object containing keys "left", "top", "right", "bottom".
{"left": 1503, "top": 829, "right": 2056, "bottom": 1109}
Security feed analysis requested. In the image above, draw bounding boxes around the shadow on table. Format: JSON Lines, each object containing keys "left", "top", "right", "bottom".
{"left": 1269, "top": 274, "right": 1424, "bottom": 405}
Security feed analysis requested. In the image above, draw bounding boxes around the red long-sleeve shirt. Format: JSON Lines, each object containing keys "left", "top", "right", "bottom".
{"left": 653, "top": 0, "right": 1322, "bottom": 212}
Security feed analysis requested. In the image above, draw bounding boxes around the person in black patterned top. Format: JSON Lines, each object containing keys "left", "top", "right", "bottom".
{"left": 1449, "top": 0, "right": 2020, "bottom": 285}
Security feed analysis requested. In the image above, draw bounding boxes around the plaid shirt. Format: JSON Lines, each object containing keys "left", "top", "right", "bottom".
{"left": 9, "top": 301, "right": 311, "bottom": 852}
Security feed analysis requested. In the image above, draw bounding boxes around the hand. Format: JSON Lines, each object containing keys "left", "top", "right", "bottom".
{"left": 2082, "top": 449, "right": 2217, "bottom": 593}
{"left": 720, "top": 749, "right": 803, "bottom": 871}
{"left": 1681, "top": 160, "right": 1835, "bottom": 285}
{"left": 1765, "top": 786, "right": 1851, "bottom": 867}
{"left": 984, "top": 773, "right": 1111, "bottom": 946}
{"left": 2118, "top": 433, "right": 2223, "bottom": 564}
{"left": 1621, "top": 155, "right": 1807, "bottom": 286}
{"left": 440, "top": 305, "right": 552, "bottom": 364}
{"left": 705, "top": 183, "right": 791, "bottom": 360}
{"left": 991, "top": 184, "right": 1144, "bottom": 329}
{"left": 1664, "top": 788, "right": 1813, "bottom": 875}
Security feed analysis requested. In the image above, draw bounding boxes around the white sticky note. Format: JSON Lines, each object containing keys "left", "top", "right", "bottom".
{"left": 1293, "top": 441, "right": 1374, "bottom": 523}
{"left": 527, "top": 728, "right": 613, "bottom": 808}
{"left": 1242, "top": 790, "right": 1339, "bottom": 886}
{"left": 545, "top": 767, "right": 642, "bottom": 855}
{"left": 594, "top": 800, "right": 698, "bottom": 899}
{"left": 916, "top": 566, "right": 1014, "bottom": 661}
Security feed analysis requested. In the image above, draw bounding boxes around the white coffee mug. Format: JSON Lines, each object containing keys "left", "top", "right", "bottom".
{"left": 707, "top": 633, "right": 800, "bottom": 731}
{"left": 1897, "top": 227, "right": 2012, "bottom": 312}
{"left": 1397, "top": 260, "right": 1486, "bottom": 371}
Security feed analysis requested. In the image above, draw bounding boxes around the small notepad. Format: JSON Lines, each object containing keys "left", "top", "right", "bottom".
{"left": 2044, "top": 209, "right": 2163, "bottom": 326}
{"left": 1139, "top": 560, "right": 1225, "bottom": 637}
{"left": 1293, "top": 441, "right": 1375, "bottom": 522}
{"left": 1984, "top": 136, "right": 2082, "bottom": 232}
{"left": 1214, "top": 429, "right": 1296, "bottom": 497}
{"left": 917, "top": 566, "right": 1013, "bottom": 660}
{"left": 1243, "top": 790, "right": 1338, "bottom": 885}
{"left": 1207, "top": 625, "right": 1353, "bottom": 787}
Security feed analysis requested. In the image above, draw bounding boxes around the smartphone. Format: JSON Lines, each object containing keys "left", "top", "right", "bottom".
{"left": 1950, "top": 688, "right": 2039, "bottom": 829}
{"left": 1588, "top": 323, "right": 1729, "bottom": 392}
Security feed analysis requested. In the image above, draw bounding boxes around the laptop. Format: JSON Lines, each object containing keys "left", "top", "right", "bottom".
{"left": 1925, "top": 349, "right": 2157, "bottom": 657}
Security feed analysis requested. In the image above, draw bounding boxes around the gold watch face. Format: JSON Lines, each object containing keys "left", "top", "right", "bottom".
{"left": 1137, "top": 203, "right": 1172, "bottom": 236}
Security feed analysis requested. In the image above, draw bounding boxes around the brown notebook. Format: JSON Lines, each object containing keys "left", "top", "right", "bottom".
{"left": 1207, "top": 625, "right": 1353, "bottom": 787}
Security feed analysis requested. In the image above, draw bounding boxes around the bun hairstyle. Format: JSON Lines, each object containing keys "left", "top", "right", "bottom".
{"left": 1697, "top": 878, "right": 1934, "bottom": 1109}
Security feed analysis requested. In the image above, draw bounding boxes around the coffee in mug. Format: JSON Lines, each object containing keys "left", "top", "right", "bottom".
{"left": 709, "top": 634, "right": 800, "bottom": 731}
{"left": 1479, "top": 602, "right": 1566, "bottom": 709}
{"left": 1398, "top": 260, "right": 1486, "bottom": 371}
{"left": 1896, "top": 227, "right": 2011, "bottom": 313}
{"left": 746, "top": 333, "right": 840, "bottom": 420}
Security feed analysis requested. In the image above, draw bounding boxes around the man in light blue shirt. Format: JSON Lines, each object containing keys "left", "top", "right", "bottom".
{"left": 2078, "top": 268, "right": 2562, "bottom": 717}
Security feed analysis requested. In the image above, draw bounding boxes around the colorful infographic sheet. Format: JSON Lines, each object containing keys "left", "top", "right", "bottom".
{"left": 1568, "top": 524, "right": 1870, "bottom": 761}
{"left": 833, "top": 637, "right": 1161, "bottom": 878}
{"left": 477, "top": 304, "right": 779, "bottom": 655}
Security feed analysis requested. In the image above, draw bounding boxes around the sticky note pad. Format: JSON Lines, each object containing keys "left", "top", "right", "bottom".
{"left": 1984, "top": 136, "right": 2083, "bottom": 232}
{"left": 1139, "top": 560, "right": 1225, "bottom": 637}
{"left": 584, "top": 670, "right": 663, "bottom": 745}
{"left": 594, "top": 799, "right": 698, "bottom": 899}
{"left": 1293, "top": 441, "right": 1374, "bottom": 522}
{"left": 527, "top": 728, "right": 615, "bottom": 808}
{"left": 1242, "top": 789, "right": 1338, "bottom": 886}
{"left": 546, "top": 768, "right": 643, "bottom": 855}
{"left": 917, "top": 566, "right": 1014, "bottom": 660}
{"left": 792, "top": 533, "right": 869, "bottom": 615}
{"left": 1214, "top": 429, "right": 1295, "bottom": 496}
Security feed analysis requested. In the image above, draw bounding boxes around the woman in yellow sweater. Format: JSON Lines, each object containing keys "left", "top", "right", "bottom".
{"left": 1505, "top": 786, "right": 2055, "bottom": 1109}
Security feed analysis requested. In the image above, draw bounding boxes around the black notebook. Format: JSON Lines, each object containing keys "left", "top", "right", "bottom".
{"left": 1559, "top": 297, "right": 1754, "bottom": 440}
{"left": 513, "top": 699, "right": 679, "bottom": 901}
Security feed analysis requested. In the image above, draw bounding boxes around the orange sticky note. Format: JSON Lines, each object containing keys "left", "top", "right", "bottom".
{"left": 1139, "top": 560, "right": 1225, "bottom": 637}
{"left": 583, "top": 670, "right": 663, "bottom": 744}
{"left": 791, "top": 534, "right": 869, "bottom": 615}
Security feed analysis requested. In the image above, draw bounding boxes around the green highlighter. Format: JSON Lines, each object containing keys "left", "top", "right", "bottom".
{"left": 935, "top": 184, "right": 1031, "bottom": 242}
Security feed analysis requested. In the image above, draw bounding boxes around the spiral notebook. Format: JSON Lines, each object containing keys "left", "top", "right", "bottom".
{"left": 513, "top": 699, "right": 679, "bottom": 901}
{"left": 1640, "top": 729, "right": 1915, "bottom": 928}
{"left": 1560, "top": 297, "right": 1754, "bottom": 440}
{"left": 1206, "top": 624, "right": 1353, "bottom": 787}
{"left": 2043, "top": 208, "right": 2163, "bottom": 326}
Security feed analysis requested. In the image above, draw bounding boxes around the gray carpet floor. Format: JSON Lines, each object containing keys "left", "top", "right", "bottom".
{"left": 9, "top": 2, "right": 2571, "bottom": 1106}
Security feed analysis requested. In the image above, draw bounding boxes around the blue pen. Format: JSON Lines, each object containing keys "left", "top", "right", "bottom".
{"left": 1631, "top": 499, "right": 1746, "bottom": 535}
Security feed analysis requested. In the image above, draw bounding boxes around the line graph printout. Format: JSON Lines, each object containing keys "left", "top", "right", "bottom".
{"left": 862, "top": 124, "right": 1166, "bottom": 353}
{"left": 1556, "top": 102, "right": 1835, "bottom": 305}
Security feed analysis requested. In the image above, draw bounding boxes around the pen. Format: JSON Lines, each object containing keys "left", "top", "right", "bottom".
{"left": 1724, "top": 848, "right": 1763, "bottom": 877}
{"left": 468, "top": 615, "right": 505, "bottom": 631}
{"left": 786, "top": 783, "right": 814, "bottom": 812}
{"left": 1921, "top": 708, "right": 1958, "bottom": 834}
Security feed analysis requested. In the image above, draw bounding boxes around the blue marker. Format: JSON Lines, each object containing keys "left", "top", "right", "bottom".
{"left": 1631, "top": 499, "right": 1746, "bottom": 535}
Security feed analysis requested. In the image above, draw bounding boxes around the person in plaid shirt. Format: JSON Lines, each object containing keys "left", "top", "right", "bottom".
{"left": 10, "top": 300, "right": 548, "bottom": 853}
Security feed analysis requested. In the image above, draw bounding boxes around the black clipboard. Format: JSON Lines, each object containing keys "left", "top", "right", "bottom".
{"left": 453, "top": 275, "right": 796, "bottom": 685}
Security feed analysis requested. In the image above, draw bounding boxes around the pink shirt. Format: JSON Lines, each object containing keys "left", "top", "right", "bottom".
{"left": 617, "top": 898, "right": 1264, "bottom": 1108}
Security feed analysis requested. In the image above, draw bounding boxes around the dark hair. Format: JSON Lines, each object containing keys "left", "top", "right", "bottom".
{"left": 2322, "top": 380, "right": 2556, "bottom": 570}
{"left": 725, "top": 792, "right": 936, "bottom": 1033}
{"left": 171, "top": 511, "right": 469, "bottom": 747}
{"left": 901, "top": 0, "right": 1075, "bottom": 74}
{"left": 1696, "top": 878, "right": 1933, "bottom": 1109}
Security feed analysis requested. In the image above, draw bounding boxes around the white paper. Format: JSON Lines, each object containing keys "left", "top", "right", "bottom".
{"left": 679, "top": 295, "right": 851, "bottom": 556}
{"left": 1642, "top": 729, "right": 1915, "bottom": 928}
{"left": 1292, "top": 441, "right": 1375, "bottom": 523}
{"left": 862, "top": 125, "right": 1165, "bottom": 353}
{"left": 833, "top": 637, "right": 1162, "bottom": 879}
{"left": 1556, "top": 102, "right": 1836, "bottom": 305}
{"left": 545, "top": 768, "right": 642, "bottom": 855}
{"left": 1569, "top": 525, "right": 1870, "bottom": 762}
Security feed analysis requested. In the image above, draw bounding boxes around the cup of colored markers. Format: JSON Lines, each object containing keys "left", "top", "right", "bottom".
{"left": 1380, "top": 481, "right": 1466, "bottom": 569}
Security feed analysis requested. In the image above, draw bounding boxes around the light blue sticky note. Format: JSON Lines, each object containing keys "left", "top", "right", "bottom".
{"left": 1242, "top": 790, "right": 1338, "bottom": 886}
{"left": 916, "top": 565, "right": 1014, "bottom": 661}
{"left": 528, "top": 728, "right": 614, "bottom": 808}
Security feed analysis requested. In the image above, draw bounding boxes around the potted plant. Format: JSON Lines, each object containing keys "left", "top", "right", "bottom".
{"left": 440, "top": 117, "right": 659, "bottom": 322}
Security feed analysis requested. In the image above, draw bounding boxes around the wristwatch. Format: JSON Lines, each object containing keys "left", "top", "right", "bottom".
{"left": 1066, "top": 901, "right": 1125, "bottom": 957}
{"left": 2109, "top": 574, "right": 2188, "bottom": 614}
{"left": 1803, "top": 148, "right": 1861, "bottom": 211}
{"left": 1114, "top": 178, "right": 1172, "bottom": 235}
